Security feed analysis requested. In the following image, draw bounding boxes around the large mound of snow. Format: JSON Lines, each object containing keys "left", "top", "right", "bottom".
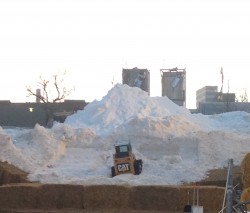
{"left": 1, "top": 84, "right": 250, "bottom": 185}
{"left": 65, "top": 84, "right": 193, "bottom": 135}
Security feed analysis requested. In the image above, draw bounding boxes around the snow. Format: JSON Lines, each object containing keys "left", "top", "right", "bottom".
{"left": 1, "top": 84, "right": 250, "bottom": 185}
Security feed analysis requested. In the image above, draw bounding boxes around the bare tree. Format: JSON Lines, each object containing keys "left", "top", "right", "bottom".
{"left": 240, "top": 88, "right": 248, "bottom": 102}
{"left": 236, "top": 88, "right": 248, "bottom": 103}
{"left": 26, "top": 71, "right": 75, "bottom": 126}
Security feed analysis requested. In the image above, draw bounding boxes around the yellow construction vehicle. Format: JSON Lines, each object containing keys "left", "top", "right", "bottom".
{"left": 111, "top": 140, "right": 142, "bottom": 177}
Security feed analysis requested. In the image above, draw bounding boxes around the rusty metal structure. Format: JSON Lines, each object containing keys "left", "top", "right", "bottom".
{"left": 122, "top": 67, "right": 150, "bottom": 95}
{"left": 160, "top": 67, "right": 186, "bottom": 106}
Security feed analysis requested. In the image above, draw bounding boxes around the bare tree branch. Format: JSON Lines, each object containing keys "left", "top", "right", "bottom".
{"left": 26, "top": 72, "right": 74, "bottom": 104}
{"left": 53, "top": 74, "right": 62, "bottom": 103}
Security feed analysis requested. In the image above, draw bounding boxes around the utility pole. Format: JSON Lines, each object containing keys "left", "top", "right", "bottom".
{"left": 226, "top": 159, "right": 234, "bottom": 213}
{"left": 220, "top": 67, "right": 224, "bottom": 94}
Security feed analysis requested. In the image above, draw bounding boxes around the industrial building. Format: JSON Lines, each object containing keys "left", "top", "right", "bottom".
{"left": 0, "top": 100, "right": 87, "bottom": 127}
{"left": 160, "top": 67, "right": 186, "bottom": 106}
{"left": 122, "top": 67, "right": 150, "bottom": 95}
{"left": 196, "top": 86, "right": 236, "bottom": 106}
{"left": 196, "top": 86, "right": 219, "bottom": 108}
{"left": 198, "top": 101, "right": 250, "bottom": 114}
{"left": 195, "top": 86, "right": 250, "bottom": 115}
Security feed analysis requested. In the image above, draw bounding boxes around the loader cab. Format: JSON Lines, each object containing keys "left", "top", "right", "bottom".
{"left": 115, "top": 141, "right": 132, "bottom": 158}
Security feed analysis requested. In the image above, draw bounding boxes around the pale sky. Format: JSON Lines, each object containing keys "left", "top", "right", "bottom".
{"left": 1, "top": 0, "right": 250, "bottom": 109}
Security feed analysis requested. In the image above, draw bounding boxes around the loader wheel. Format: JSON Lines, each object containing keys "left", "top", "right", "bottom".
{"left": 111, "top": 166, "right": 116, "bottom": 177}
{"left": 134, "top": 160, "right": 142, "bottom": 175}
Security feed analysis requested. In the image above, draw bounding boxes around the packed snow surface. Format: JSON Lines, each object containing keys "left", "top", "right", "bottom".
{"left": 1, "top": 84, "right": 250, "bottom": 185}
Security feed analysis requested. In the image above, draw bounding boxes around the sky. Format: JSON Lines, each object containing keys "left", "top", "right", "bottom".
{"left": 0, "top": 0, "right": 250, "bottom": 109}
{"left": 0, "top": 84, "right": 250, "bottom": 185}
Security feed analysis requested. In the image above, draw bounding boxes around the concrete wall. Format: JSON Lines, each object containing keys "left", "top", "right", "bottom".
{"left": 198, "top": 102, "right": 250, "bottom": 115}
{"left": 196, "top": 86, "right": 218, "bottom": 108}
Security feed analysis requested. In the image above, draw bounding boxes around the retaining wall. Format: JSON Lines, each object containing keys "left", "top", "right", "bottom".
{"left": 0, "top": 183, "right": 225, "bottom": 213}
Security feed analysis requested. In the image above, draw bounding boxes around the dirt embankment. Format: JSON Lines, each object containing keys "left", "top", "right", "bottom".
{"left": 0, "top": 161, "right": 30, "bottom": 185}
{"left": 0, "top": 161, "right": 243, "bottom": 213}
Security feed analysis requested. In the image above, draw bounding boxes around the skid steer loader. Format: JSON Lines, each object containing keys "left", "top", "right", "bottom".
{"left": 111, "top": 140, "right": 142, "bottom": 177}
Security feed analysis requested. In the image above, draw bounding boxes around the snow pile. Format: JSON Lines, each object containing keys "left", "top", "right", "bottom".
{"left": 65, "top": 84, "right": 193, "bottom": 135}
{"left": 1, "top": 84, "right": 250, "bottom": 185}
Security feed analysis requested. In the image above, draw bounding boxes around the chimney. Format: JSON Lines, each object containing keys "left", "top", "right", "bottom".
{"left": 36, "top": 89, "right": 41, "bottom": 103}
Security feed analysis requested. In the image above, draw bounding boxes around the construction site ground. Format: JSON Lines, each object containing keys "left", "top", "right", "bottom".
{"left": 0, "top": 161, "right": 243, "bottom": 213}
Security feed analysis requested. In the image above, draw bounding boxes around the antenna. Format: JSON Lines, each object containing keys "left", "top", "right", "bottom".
{"left": 111, "top": 75, "right": 114, "bottom": 86}
{"left": 220, "top": 67, "right": 224, "bottom": 93}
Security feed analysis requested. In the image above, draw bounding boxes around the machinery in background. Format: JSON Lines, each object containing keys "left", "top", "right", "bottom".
{"left": 111, "top": 140, "right": 142, "bottom": 177}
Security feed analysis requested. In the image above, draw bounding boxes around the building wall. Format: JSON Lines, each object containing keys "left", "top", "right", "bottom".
{"left": 160, "top": 68, "right": 186, "bottom": 106}
{"left": 221, "top": 93, "right": 236, "bottom": 102}
{"left": 0, "top": 102, "right": 45, "bottom": 127}
{"left": 0, "top": 100, "right": 88, "bottom": 128}
{"left": 198, "top": 102, "right": 250, "bottom": 115}
{"left": 196, "top": 86, "right": 218, "bottom": 108}
{"left": 196, "top": 86, "right": 239, "bottom": 114}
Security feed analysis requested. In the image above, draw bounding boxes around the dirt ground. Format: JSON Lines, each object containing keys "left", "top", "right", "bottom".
{"left": 0, "top": 210, "right": 177, "bottom": 213}
{"left": 0, "top": 161, "right": 243, "bottom": 213}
